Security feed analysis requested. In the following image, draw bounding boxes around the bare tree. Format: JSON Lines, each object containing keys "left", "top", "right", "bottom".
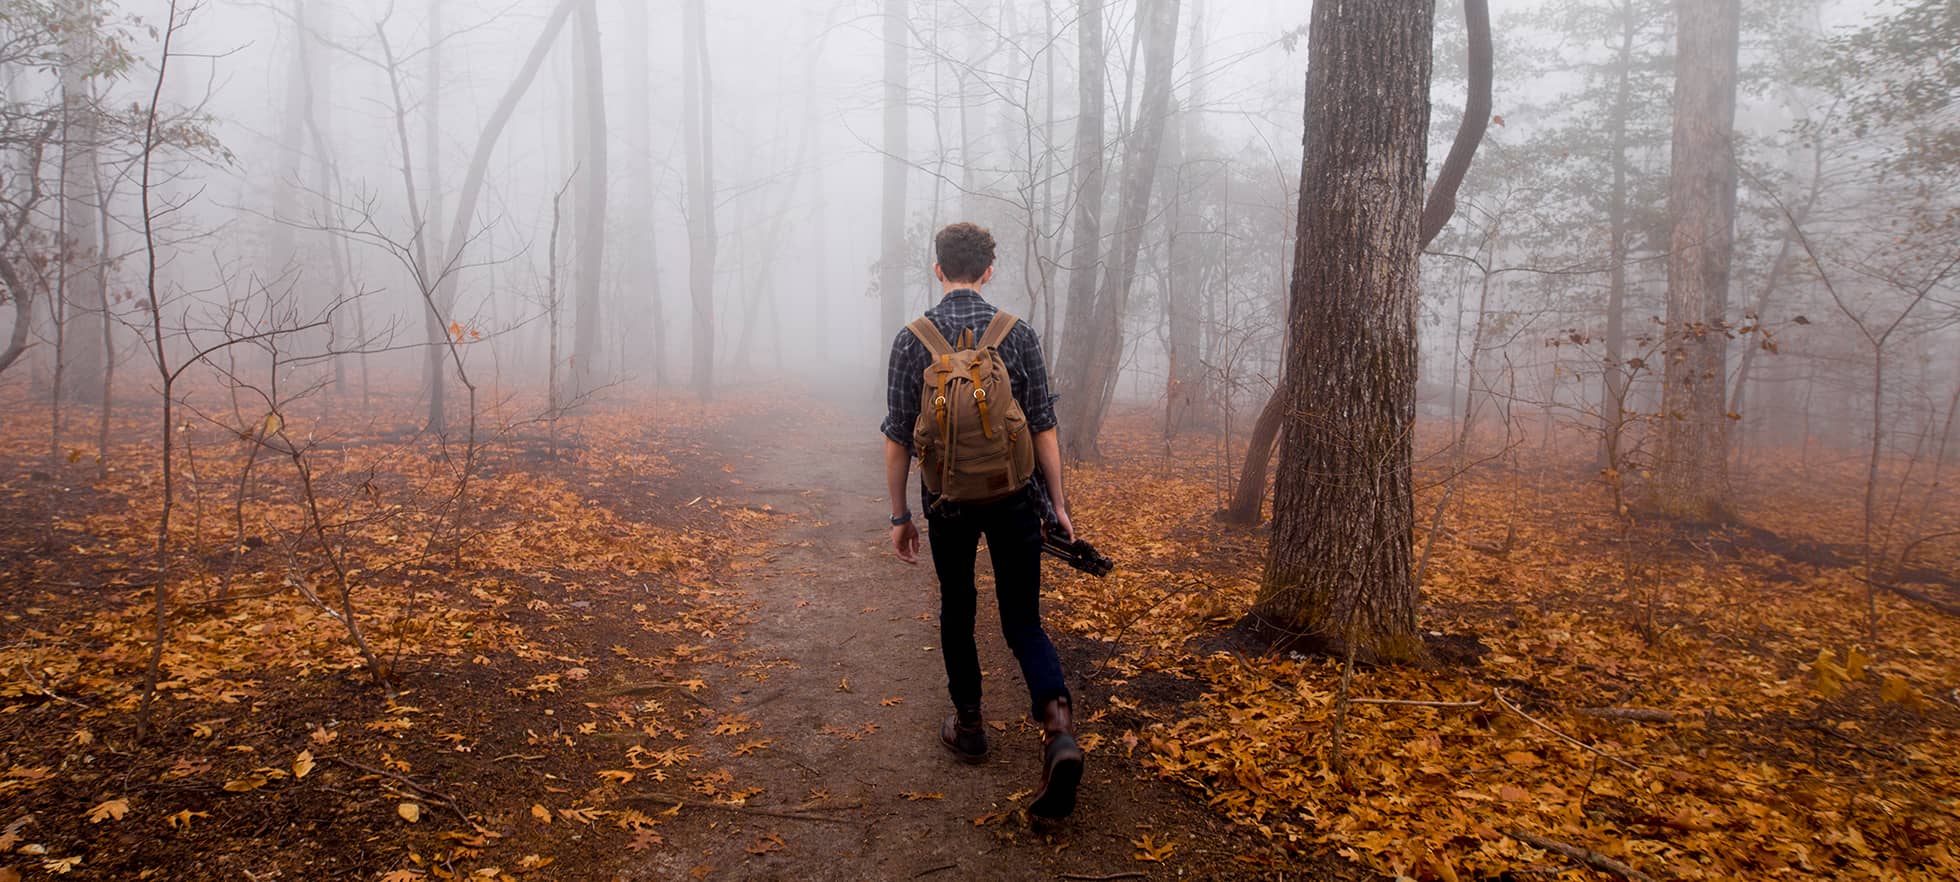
{"left": 1060, "top": 0, "right": 1181, "bottom": 460}
{"left": 878, "top": 0, "right": 910, "bottom": 351}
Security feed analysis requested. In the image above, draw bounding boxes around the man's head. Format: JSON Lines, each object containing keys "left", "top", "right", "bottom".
{"left": 934, "top": 222, "right": 997, "bottom": 289}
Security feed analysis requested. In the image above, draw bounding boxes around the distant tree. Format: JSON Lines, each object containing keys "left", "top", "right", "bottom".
{"left": 1053, "top": 0, "right": 1105, "bottom": 406}
{"left": 1820, "top": 0, "right": 1958, "bottom": 183}
{"left": 1060, "top": 0, "right": 1180, "bottom": 460}
{"left": 878, "top": 0, "right": 908, "bottom": 350}
{"left": 570, "top": 0, "right": 608, "bottom": 395}
{"left": 623, "top": 0, "right": 666, "bottom": 385}
{"left": 1653, "top": 0, "right": 1742, "bottom": 522}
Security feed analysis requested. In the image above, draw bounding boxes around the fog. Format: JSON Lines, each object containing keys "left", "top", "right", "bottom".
{"left": 3, "top": 0, "right": 1955, "bottom": 479}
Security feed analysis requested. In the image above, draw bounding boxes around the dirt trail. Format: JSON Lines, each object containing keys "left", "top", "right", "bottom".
{"left": 625, "top": 401, "right": 1283, "bottom": 881}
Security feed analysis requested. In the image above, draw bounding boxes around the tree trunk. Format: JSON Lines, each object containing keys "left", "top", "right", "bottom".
{"left": 681, "top": 0, "right": 718, "bottom": 401}
{"left": 1054, "top": 0, "right": 1106, "bottom": 385}
{"left": 878, "top": 0, "right": 909, "bottom": 351}
{"left": 60, "top": 13, "right": 106, "bottom": 408}
{"left": 1600, "top": 9, "right": 1636, "bottom": 470}
{"left": 1253, "top": 0, "right": 1434, "bottom": 663}
{"left": 625, "top": 0, "right": 665, "bottom": 385}
{"left": 571, "top": 0, "right": 608, "bottom": 395}
{"left": 1227, "top": 0, "right": 1490, "bottom": 523}
{"left": 1062, "top": 0, "right": 1180, "bottom": 460}
{"left": 1164, "top": 0, "right": 1208, "bottom": 437}
{"left": 1654, "top": 0, "right": 1741, "bottom": 523}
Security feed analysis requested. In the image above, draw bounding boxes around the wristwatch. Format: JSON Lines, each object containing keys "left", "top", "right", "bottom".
{"left": 889, "top": 511, "right": 913, "bottom": 526}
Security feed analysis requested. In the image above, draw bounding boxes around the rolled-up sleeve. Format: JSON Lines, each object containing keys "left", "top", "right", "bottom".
{"left": 1009, "top": 326, "right": 1058, "bottom": 433}
{"left": 881, "top": 330, "right": 924, "bottom": 448}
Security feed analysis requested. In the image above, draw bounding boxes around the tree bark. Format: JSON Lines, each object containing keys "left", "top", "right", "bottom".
{"left": 681, "top": 0, "right": 717, "bottom": 401}
{"left": 1164, "top": 0, "right": 1208, "bottom": 438}
{"left": 1226, "top": 0, "right": 1490, "bottom": 523}
{"left": 570, "top": 0, "right": 608, "bottom": 395}
{"left": 1253, "top": 0, "right": 1435, "bottom": 662}
{"left": 1654, "top": 0, "right": 1741, "bottom": 523}
{"left": 1054, "top": 0, "right": 1106, "bottom": 392}
{"left": 1600, "top": 7, "right": 1636, "bottom": 470}
{"left": 878, "top": 0, "right": 909, "bottom": 350}
{"left": 1062, "top": 0, "right": 1180, "bottom": 460}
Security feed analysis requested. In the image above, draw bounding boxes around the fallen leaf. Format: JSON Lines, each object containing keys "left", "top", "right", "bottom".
{"left": 397, "top": 802, "right": 422, "bottom": 823}
{"left": 293, "top": 750, "right": 316, "bottom": 780}
{"left": 86, "top": 799, "right": 129, "bottom": 824}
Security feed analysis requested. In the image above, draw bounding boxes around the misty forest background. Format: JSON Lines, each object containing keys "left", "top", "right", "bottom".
{"left": 1, "top": 0, "right": 1958, "bottom": 879}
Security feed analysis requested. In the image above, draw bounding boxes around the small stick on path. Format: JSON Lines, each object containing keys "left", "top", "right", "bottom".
{"left": 625, "top": 793, "right": 858, "bottom": 825}
{"left": 1351, "top": 697, "right": 1486, "bottom": 709}
{"left": 1576, "top": 707, "right": 1678, "bottom": 723}
{"left": 1501, "top": 828, "right": 1657, "bottom": 882}
{"left": 1060, "top": 873, "right": 1149, "bottom": 881}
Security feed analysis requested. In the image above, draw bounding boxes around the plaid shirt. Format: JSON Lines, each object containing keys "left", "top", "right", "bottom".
{"left": 880, "top": 289, "right": 1058, "bottom": 451}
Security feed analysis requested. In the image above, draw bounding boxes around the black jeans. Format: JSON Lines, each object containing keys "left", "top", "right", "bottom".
{"left": 924, "top": 486, "right": 1070, "bottom": 720}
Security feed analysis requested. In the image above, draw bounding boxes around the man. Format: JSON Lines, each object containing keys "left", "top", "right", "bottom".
{"left": 881, "top": 222, "right": 1083, "bottom": 820}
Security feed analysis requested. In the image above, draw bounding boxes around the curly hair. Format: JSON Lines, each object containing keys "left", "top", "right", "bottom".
{"left": 934, "top": 222, "right": 997, "bottom": 284}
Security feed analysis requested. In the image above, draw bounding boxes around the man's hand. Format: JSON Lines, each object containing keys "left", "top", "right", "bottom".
{"left": 1049, "top": 506, "right": 1075, "bottom": 544}
{"left": 892, "top": 521, "right": 922, "bottom": 564}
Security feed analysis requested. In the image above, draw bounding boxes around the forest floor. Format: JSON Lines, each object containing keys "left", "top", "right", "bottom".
{"left": 2, "top": 383, "right": 1958, "bottom": 881}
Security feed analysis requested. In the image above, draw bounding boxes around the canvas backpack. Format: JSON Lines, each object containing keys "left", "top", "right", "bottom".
{"left": 908, "top": 312, "right": 1037, "bottom": 507}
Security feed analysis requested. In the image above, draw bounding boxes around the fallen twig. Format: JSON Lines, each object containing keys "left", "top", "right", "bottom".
{"left": 1576, "top": 707, "right": 1679, "bottom": 723}
{"left": 1493, "top": 688, "right": 1638, "bottom": 771}
{"left": 624, "top": 793, "right": 858, "bottom": 825}
{"left": 327, "top": 756, "right": 474, "bottom": 828}
{"left": 911, "top": 863, "right": 957, "bottom": 878}
{"left": 1868, "top": 580, "right": 1960, "bottom": 617}
{"left": 1060, "top": 873, "right": 1149, "bottom": 881}
{"left": 603, "top": 681, "right": 715, "bottom": 709}
{"left": 1351, "top": 697, "right": 1486, "bottom": 709}
{"left": 1501, "top": 828, "right": 1656, "bottom": 882}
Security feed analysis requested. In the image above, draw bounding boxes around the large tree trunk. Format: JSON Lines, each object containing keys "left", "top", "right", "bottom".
{"left": 1253, "top": 0, "right": 1435, "bottom": 662}
{"left": 570, "top": 0, "right": 608, "bottom": 395}
{"left": 1061, "top": 0, "right": 1180, "bottom": 460}
{"left": 878, "top": 0, "right": 909, "bottom": 350}
{"left": 1227, "top": 0, "right": 1490, "bottom": 524}
{"left": 1654, "top": 0, "right": 1741, "bottom": 522}
{"left": 624, "top": 0, "right": 665, "bottom": 386}
{"left": 681, "top": 0, "right": 717, "bottom": 401}
{"left": 1054, "top": 0, "right": 1106, "bottom": 388}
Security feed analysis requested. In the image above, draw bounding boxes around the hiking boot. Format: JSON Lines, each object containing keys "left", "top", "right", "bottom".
{"left": 941, "top": 707, "right": 988, "bottom": 763}
{"left": 1028, "top": 697, "right": 1084, "bottom": 819}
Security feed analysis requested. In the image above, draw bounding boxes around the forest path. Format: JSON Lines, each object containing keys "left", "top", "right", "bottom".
{"left": 623, "top": 395, "right": 1278, "bottom": 881}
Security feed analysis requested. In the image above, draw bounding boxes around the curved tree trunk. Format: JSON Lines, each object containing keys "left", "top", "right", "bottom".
{"left": 1225, "top": 0, "right": 1490, "bottom": 523}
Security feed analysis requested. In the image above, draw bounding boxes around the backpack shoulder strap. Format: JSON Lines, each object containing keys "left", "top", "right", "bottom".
{"left": 978, "top": 312, "right": 1020, "bottom": 350}
{"left": 907, "top": 317, "right": 955, "bottom": 359}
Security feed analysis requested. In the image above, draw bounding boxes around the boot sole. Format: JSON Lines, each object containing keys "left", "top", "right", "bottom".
{"left": 1028, "top": 748, "right": 1084, "bottom": 819}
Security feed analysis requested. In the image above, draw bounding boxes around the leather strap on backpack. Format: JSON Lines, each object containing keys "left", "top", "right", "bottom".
{"left": 907, "top": 317, "right": 956, "bottom": 359}
{"left": 978, "top": 313, "right": 1019, "bottom": 349}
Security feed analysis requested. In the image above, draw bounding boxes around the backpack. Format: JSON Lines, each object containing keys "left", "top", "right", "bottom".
{"left": 908, "top": 312, "right": 1037, "bottom": 507}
